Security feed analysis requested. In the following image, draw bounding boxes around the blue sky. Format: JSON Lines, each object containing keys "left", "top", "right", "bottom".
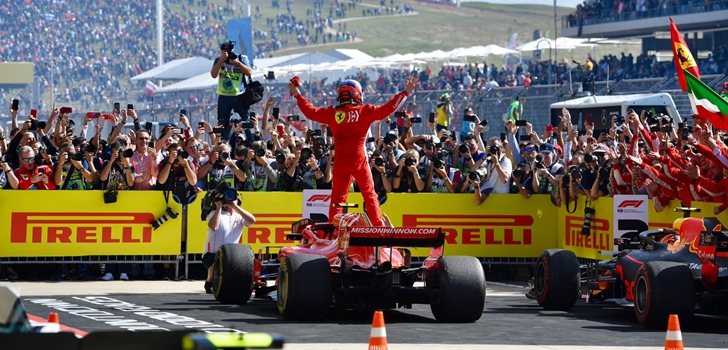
{"left": 463, "top": 0, "right": 582, "bottom": 7}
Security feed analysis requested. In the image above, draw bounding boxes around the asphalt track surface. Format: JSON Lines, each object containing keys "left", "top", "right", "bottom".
{"left": 6, "top": 281, "right": 727, "bottom": 349}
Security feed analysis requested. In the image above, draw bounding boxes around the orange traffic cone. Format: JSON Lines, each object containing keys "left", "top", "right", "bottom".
{"left": 368, "top": 310, "right": 388, "bottom": 350}
{"left": 664, "top": 314, "right": 684, "bottom": 350}
{"left": 47, "top": 312, "right": 60, "bottom": 324}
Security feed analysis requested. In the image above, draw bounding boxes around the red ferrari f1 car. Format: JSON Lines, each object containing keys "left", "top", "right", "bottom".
{"left": 211, "top": 205, "right": 486, "bottom": 323}
{"left": 530, "top": 208, "right": 728, "bottom": 328}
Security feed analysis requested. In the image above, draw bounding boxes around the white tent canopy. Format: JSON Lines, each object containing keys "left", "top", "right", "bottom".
{"left": 517, "top": 38, "right": 577, "bottom": 52}
{"left": 130, "top": 57, "right": 213, "bottom": 81}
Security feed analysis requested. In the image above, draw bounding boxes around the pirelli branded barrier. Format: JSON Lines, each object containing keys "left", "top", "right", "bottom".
{"left": 1, "top": 191, "right": 727, "bottom": 259}
{"left": 0, "top": 191, "right": 183, "bottom": 257}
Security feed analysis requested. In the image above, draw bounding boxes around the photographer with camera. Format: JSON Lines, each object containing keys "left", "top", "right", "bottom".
{"left": 198, "top": 142, "right": 247, "bottom": 191}
{"left": 202, "top": 186, "right": 256, "bottom": 294}
{"left": 158, "top": 143, "right": 198, "bottom": 195}
{"left": 531, "top": 143, "right": 565, "bottom": 206}
{"left": 239, "top": 141, "right": 279, "bottom": 192}
{"left": 99, "top": 141, "right": 134, "bottom": 191}
{"left": 54, "top": 142, "right": 95, "bottom": 190}
{"left": 368, "top": 150, "right": 393, "bottom": 196}
{"left": 454, "top": 135, "right": 486, "bottom": 192}
{"left": 280, "top": 146, "right": 324, "bottom": 191}
{"left": 472, "top": 138, "right": 511, "bottom": 204}
{"left": 211, "top": 40, "right": 254, "bottom": 141}
{"left": 15, "top": 145, "right": 56, "bottom": 190}
{"left": 392, "top": 149, "right": 425, "bottom": 193}
{"left": 425, "top": 149, "right": 455, "bottom": 193}
{"left": 131, "top": 129, "right": 159, "bottom": 190}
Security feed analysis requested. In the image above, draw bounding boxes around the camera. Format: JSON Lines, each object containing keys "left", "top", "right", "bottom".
{"left": 432, "top": 158, "right": 443, "bottom": 169}
{"left": 513, "top": 168, "right": 524, "bottom": 178}
{"left": 515, "top": 120, "right": 528, "bottom": 127}
{"left": 121, "top": 149, "right": 134, "bottom": 158}
{"left": 394, "top": 111, "right": 407, "bottom": 119}
{"left": 256, "top": 148, "right": 266, "bottom": 157}
{"left": 568, "top": 165, "right": 582, "bottom": 180}
{"left": 178, "top": 149, "right": 189, "bottom": 159}
{"left": 383, "top": 133, "right": 397, "bottom": 145}
{"left": 212, "top": 127, "right": 225, "bottom": 134}
{"left": 37, "top": 121, "right": 47, "bottom": 130}
{"left": 598, "top": 166, "right": 610, "bottom": 178}
{"left": 463, "top": 114, "right": 476, "bottom": 123}
{"left": 458, "top": 144, "right": 469, "bottom": 154}
{"left": 581, "top": 206, "right": 596, "bottom": 236}
{"left": 374, "top": 157, "right": 384, "bottom": 167}
{"left": 220, "top": 40, "right": 238, "bottom": 62}
{"left": 584, "top": 153, "right": 594, "bottom": 163}
{"left": 404, "top": 158, "right": 415, "bottom": 167}
{"left": 300, "top": 147, "right": 313, "bottom": 160}
{"left": 288, "top": 114, "right": 300, "bottom": 122}
{"left": 220, "top": 151, "right": 230, "bottom": 160}
{"left": 265, "top": 71, "right": 275, "bottom": 80}
{"left": 411, "top": 117, "right": 422, "bottom": 123}
{"left": 103, "top": 189, "right": 118, "bottom": 204}
{"left": 468, "top": 168, "right": 486, "bottom": 181}
{"left": 71, "top": 153, "right": 84, "bottom": 162}
{"left": 85, "top": 143, "right": 97, "bottom": 154}
{"left": 29, "top": 119, "right": 38, "bottom": 131}
{"left": 152, "top": 207, "right": 179, "bottom": 230}
{"left": 488, "top": 145, "right": 499, "bottom": 155}
{"left": 275, "top": 153, "right": 286, "bottom": 165}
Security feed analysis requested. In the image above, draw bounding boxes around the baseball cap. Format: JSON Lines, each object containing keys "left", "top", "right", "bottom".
{"left": 539, "top": 143, "right": 554, "bottom": 153}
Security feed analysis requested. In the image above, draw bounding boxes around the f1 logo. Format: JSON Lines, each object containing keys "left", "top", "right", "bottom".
{"left": 306, "top": 194, "right": 331, "bottom": 202}
{"left": 618, "top": 200, "right": 644, "bottom": 208}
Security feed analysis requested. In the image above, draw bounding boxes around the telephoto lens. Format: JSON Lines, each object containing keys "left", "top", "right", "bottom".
{"left": 122, "top": 149, "right": 134, "bottom": 158}
{"left": 256, "top": 148, "right": 266, "bottom": 157}
{"left": 178, "top": 150, "right": 190, "bottom": 159}
{"left": 405, "top": 158, "right": 414, "bottom": 167}
{"left": 458, "top": 144, "right": 469, "bottom": 154}
{"left": 374, "top": 157, "right": 384, "bottom": 167}
{"left": 220, "top": 151, "right": 230, "bottom": 160}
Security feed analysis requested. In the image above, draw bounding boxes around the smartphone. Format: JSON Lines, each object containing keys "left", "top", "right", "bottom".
{"left": 479, "top": 119, "right": 489, "bottom": 126}
{"left": 241, "top": 122, "right": 255, "bottom": 129}
{"left": 30, "top": 109, "right": 37, "bottom": 118}
{"left": 212, "top": 127, "right": 225, "bottom": 134}
{"left": 366, "top": 137, "right": 375, "bottom": 143}
{"left": 127, "top": 104, "right": 134, "bottom": 110}
{"left": 198, "top": 122, "right": 205, "bottom": 128}
{"left": 463, "top": 114, "right": 475, "bottom": 123}
{"left": 428, "top": 112, "right": 435, "bottom": 123}
{"left": 102, "top": 114, "right": 114, "bottom": 120}
{"left": 179, "top": 109, "right": 187, "bottom": 116}
{"left": 172, "top": 128, "right": 182, "bottom": 135}
{"left": 276, "top": 124, "right": 285, "bottom": 137}
{"left": 60, "top": 106, "right": 72, "bottom": 114}
{"left": 312, "top": 129, "right": 322, "bottom": 136}
{"left": 411, "top": 117, "right": 422, "bottom": 123}
{"left": 515, "top": 120, "right": 527, "bottom": 127}
{"left": 11, "top": 99, "right": 19, "bottom": 111}
{"left": 272, "top": 107, "right": 280, "bottom": 119}
{"left": 249, "top": 111, "right": 256, "bottom": 118}
{"left": 288, "top": 114, "right": 300, "bottom": 122}
{"left": 145, "top": 121, "right": 153, "bottom": 131}
{"left": 113, "top": 102, "right": 120, "bottom": 113}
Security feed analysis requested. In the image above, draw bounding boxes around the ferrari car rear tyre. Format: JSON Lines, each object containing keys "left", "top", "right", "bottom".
{"left": 213, "top": 244, "right": 254, "bottom": 304}
{"left": 429, "top": 256, "right": 486, "bottom": 323}
{"left": 277, "top": 254, "right": 331, "bottom": 320}
{"left": 633, "top": 261, "right": 694, "bottom": 328}
{"left": 534, "top": 249, "right": 580, "bottom": 311}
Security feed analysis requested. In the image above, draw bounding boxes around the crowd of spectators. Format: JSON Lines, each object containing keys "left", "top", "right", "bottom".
{"left": 2, "top": 80, "right": 728, "bottom": 280}
{"left": 0, "top": 0, "right": 411, "bottom": 114}
{"left": 566, "top": 0, "right": 728, "bottom": 27}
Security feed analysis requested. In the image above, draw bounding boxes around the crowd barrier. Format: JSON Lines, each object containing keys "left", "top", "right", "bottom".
{"left": 1, "top": 191, "right": 726, "bottom": 262}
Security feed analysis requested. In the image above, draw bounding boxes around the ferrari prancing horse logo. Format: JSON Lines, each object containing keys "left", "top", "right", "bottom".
{"left": 335, "top": 111, "right": 346, "bottom": 124}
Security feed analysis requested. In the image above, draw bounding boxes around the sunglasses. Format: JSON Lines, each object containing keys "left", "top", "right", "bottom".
{"left": 22, "top": 157, "right": 35, "bottom": 162}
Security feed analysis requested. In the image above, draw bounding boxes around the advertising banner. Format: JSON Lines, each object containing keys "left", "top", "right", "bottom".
{"left": 613, "top": 195, "right": 649, "bottom": 240}
{"left": 0, "top": 191, "right": 182, "bottom": 257}
{"left": 558, "top": 198, "right": 613, "bottom": 260}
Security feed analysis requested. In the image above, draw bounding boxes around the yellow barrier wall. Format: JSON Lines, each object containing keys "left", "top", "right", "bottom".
{"left": 2, "top": 191, "right": 726, "bottom": 259}
{"left": 0, "top": 191, "right": 182, "bottom": 257}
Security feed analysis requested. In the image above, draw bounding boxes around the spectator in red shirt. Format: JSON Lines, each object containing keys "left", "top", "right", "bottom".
{"left": 15, "top": 146, "right": 56, "bottom": 190}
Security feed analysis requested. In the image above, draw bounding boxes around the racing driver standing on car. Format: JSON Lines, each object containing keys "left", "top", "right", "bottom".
{"left": 289, "top": 75, "right": 419, "bottom": 226}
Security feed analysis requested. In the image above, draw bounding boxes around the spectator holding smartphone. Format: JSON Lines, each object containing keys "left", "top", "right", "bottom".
{"left": 15, "top": 146, "right": 56, "bottom": 190}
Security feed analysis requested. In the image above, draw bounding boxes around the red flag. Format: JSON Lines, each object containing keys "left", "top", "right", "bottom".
{"left": 670, "top": 17, "right": 700, "bottom": 92}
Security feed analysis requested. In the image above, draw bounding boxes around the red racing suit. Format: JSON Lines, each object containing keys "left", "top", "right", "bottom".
{"left": 294, "top": 91, "right": 409, "bottom": 226}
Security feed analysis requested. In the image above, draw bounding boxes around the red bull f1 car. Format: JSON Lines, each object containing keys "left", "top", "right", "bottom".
{"left": 529, "top": 207, "right": 728, "bottom": 327}
{"left": 211, "top": 205, "right": 486, "bottom": 323}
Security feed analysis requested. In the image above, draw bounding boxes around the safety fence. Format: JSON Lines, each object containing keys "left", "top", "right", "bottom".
{"left": 2, "top": 191, "right": 726, "bottom": 268}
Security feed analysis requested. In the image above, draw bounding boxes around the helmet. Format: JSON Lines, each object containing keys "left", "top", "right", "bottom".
{"left": 337, "top": 79, "right": 363, "bottom": 105}
{"left": 440, "top": 93, "right": 451, "bottom": 101}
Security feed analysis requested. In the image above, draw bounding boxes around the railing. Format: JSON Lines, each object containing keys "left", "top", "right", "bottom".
{"left": 561, "top": 0, "right": 728, "bottom": 29}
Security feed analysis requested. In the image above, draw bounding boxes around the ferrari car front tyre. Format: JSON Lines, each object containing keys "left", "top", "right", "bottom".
{"left": 534, "top": 249, "right": 580, "bottom": 311}
{"left": 213, "top": 244, "right": 255, "bottom": 304}
{"left": 633, "top": 261, "right": 695, "bottom": 328}
{"left": 277, "top": 254, "right": 331, "bottom": 320}
{"left": 429, "top": 256, "right": 486, "bottom": 323}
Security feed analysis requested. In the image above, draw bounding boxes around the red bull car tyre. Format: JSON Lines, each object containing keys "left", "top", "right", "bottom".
{"left": 634, "top": 261, "right": 695, "bottom": 328}
{"left": 534, "top": 249, "right": 580, "bottom": 311}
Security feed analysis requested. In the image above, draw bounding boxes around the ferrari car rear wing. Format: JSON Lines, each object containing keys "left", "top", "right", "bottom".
{"left": 348, "top": 227, "right": 444, "bottom": 247}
